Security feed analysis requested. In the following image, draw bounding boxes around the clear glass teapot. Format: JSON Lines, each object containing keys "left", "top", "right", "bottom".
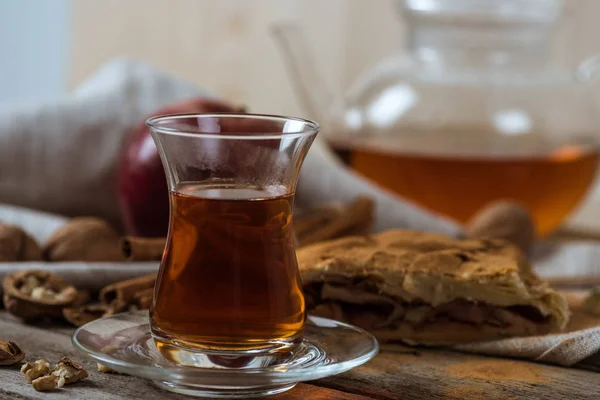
{"left": 273, "top": 0, "right": 600, "bottom": 236}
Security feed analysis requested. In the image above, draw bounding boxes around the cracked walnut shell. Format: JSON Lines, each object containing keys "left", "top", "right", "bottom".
{"left": 0, "top": 340, "right": 24, "bottom": 365}
{"left": 0, "top": 224, "right": 42, "bottom": 262}
{"left": 3, "top": 270, "right": 82, "bottom": 320}
{"left": 63, "top": 303, "right": 115, "bottom": 327}
{"left": 42, "top": 217, "right": 124, "bottom": 262}
{"left": 466, "top": 201, "right": 535, "bottom": 253}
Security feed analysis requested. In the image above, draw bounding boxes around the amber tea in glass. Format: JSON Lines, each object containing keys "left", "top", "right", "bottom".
{"left": 153, "top": 185, "right": 303, "bottom": 349}
{"left": 146, "top": 114, "right": 318, "bottom": 363}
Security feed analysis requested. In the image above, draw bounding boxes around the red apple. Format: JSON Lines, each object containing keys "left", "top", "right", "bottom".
{"left": 117, "top": 98, "right": 245, "bottom": 237}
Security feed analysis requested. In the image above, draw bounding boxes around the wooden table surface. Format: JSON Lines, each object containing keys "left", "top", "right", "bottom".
{"left": 1, "top": 311, "right": 599, "bottom": 400}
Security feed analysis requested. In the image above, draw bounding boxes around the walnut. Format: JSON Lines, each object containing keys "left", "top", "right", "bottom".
{"left": 3, "top": 270, "right": 82, "bottom": 320}
{"left": 21, "top": 359, "right": 51, "bottom": 382}
{"left": 51, "top": 357, "right": 88, "bottom": 386}
{"left": 42, "top": 217, "right": 125, "bottom": 262}
{"left": 31, "top": 375, "right": 58, "bottom": 392}
{"left": 0, "top": 224, "right": 42, "bottom": 262}
{"left": 466, "top": 201, "right": 535, "bottom": 253}
{"left": 0, "top": 340, "right": 24, "bottom": 365}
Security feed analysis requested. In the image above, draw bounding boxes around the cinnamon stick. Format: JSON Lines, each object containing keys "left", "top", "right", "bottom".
{"left": 294, "top": 205, "right": 342, "bottom": 240}
{"left": 120, "top": 237, "right": 166, "bottom": 261}
{"left": 551, "top": 228, "right": 600, "bottom": 243}
{"left": 99, "top": 274, "right": 157, "bottom": 310}
{"left": 547, "top": 276, "right": 600, "bottom": 289}
{"left": 132, "top": 288, "right": 154, "bottom": 310}
{"left": 296, "top": 196, "right": 375, "bottom": 247}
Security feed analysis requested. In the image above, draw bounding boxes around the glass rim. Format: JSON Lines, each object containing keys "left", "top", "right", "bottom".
{"left": 146, "top": 113, "right": 320, "bottom": 140}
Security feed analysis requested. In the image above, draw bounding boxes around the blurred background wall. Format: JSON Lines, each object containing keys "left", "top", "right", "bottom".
{"left": 0, "top": 0, "right": 69, "bottom": 104}
{"left": 1, "top": 0, "right": 599, "bottom": 113}
{"left": 68, "top": 0, "right": 599, "bottom": 116}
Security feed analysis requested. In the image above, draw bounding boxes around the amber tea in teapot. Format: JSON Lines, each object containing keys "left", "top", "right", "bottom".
{"left": 332, "top": 134, "right": 598, "bottom": 236}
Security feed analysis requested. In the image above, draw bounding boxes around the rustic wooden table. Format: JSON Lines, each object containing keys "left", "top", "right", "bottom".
{"left": 1, "top": 311, "right": 598, "bottom": 400}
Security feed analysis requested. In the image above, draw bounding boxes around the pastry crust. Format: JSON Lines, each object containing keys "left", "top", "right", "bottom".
{"left": 297, "top": 230, "right": 569, "bottom": 345}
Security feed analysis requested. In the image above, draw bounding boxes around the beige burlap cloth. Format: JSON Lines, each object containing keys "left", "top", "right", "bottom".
{"left": 455, "top": 298, "right": 600, "bottom": 368}
{"left": 454, "top": 242, "right": 600, "bottom": 369}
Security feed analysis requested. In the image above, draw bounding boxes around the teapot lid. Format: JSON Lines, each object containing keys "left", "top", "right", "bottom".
{"left": 398, "top": 0, "right": 563, "bottom": 65}
{"left": 400, "top": 0, "right": 562, "bottom": 23}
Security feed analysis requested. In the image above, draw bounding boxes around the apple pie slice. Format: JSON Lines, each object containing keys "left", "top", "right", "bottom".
{"left": 297, "top": 230, "right": 569, "bottom": 345}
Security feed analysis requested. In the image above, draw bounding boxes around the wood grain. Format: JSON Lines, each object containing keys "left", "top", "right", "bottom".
{"left": 1, "top": 312, "right": 600, "bottom": 399}
{"left": 272, "top": 384, "right": 375, "bottom": 400}
{"left": 314, "top": 344, "right": 600, "bottom": 400}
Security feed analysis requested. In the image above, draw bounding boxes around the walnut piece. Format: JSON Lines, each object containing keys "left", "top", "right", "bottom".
{"left": 31, "top": 375, "right": 59, "bottom": 392}
{"left": 42, "top": 217, "right": 125, "bottom": 262}
{"left": 0, "top": 340, "right": 24, "bottom": 365}
{"left": 21, "top": 359, "right": 51, "bottom": 382}
{"left": 3, "top": 270, "right": 81, "bottom": 320}
{"left": 51, "top": 357, "right": 88, "bottom": 386}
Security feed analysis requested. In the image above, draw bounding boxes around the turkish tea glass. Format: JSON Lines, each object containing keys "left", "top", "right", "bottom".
{"left": 146, "top": 113, "right": 318, "bottom": 368}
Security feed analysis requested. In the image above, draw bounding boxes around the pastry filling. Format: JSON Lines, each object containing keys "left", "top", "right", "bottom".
{"left": 304, "top": 282, "right": 550, "bottom": 332}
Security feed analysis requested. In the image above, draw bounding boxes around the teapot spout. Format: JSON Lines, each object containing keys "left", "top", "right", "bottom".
{"left": 271, "top": 23, "right": 333, "bottom": 122}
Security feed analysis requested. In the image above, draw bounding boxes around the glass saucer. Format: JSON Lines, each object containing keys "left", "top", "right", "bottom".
{"left": 72, "top": 310, "right": 379, "bottom": 398}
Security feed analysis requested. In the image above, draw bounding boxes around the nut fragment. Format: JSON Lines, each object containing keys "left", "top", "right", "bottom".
{"left": 31, "top": 375, "right": 58, "bottom": 392}
{"left": 42, "top": 217, "right": 124, "bottom": 262}
{"left": 97, "top": 362, "right": 117, "bottom": 373}
{"left": 51, "top": 357, "right": 88, "bottom": 386}
{"left": 3, "top": 270, "right": 81, "bottom": 320}
{"left": 21, "top": 359, "right": 51, "bottom": 382}
{"left": 0, "top": 224, "right": 42, "bottom": 262}
{"left": 0, "top": 340, "right": 25, "bottom": 365}
{"left": 466, "top": 201, "right": 535, "bottom": 253}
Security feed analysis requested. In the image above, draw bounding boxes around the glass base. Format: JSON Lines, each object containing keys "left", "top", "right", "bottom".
{"left": 154, "top": 380, "right": 296, "bottom": 398}
{"left": 72, "top": 311, "right": 378, "bottom": 398}
{"left": 153, "top": 336, "right": 302, "bottom": 369}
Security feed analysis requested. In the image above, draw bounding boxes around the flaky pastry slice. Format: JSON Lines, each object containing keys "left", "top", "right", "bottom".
{"left": 298, "top": 230, "right": 569, "bottom": 345}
